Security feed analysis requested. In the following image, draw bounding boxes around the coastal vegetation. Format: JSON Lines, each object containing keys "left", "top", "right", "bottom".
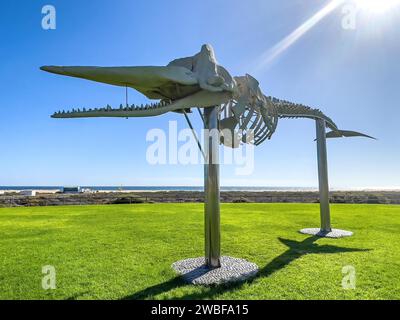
{"left": 1, "top": 191, "right": 400, "bottom": 207}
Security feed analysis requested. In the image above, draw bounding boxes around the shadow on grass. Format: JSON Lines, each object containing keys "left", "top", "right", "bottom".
{"left": 122, "top": 236, "right": 370, "bottom": 300}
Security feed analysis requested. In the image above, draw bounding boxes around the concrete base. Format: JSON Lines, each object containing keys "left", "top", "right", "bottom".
{"left": 172, "top": 256, "right": 258, "bottom": 285}
{"left": 299, "top": 228, "right": 353, "bottom": 238}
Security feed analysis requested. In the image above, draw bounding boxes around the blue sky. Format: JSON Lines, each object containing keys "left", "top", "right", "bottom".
{"left": 0, "top": 0, "right": 399, "bottom": 188}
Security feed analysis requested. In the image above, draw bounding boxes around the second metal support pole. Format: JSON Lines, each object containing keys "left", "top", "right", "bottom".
{"left": 316, "top": 119, "right": 332, "bottom": 232}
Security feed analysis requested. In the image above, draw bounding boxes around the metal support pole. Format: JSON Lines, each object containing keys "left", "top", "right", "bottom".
{"left": 204, "top": 106, "right": 221, "bottom": 268}
{"left": 315, "top": 119, "right": 332, "bottom": 232}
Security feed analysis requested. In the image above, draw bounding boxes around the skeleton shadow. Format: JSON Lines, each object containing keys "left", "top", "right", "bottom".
{"left": 122, "top": 236, "right": 370, "bottom": 300}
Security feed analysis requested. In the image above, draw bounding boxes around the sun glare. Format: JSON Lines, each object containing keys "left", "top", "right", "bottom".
{"left": 254, "top": 0, "right": 400, "bottom": 72}
{"left": 354, "top": 0, "right": 400, "bottom": 13}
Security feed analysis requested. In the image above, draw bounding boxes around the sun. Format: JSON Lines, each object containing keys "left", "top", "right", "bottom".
{"left": 353, "top": 0, "right": 400, "bottom": 13}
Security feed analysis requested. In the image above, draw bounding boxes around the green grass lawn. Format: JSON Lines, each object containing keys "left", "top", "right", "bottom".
{"left": 0, "top": 203, "right": 399, "bottom": 300}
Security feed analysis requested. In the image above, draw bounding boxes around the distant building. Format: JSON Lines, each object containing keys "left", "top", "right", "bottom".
{"left": 61, "top": 186, "right": 81, "bottom": 194}
{"left": 19, "top": 190, "right": 37, "bottom": 197}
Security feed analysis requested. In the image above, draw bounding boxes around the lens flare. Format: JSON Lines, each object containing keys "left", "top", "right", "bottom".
{"left": 256, "top": 0, "right": 345, "bottom": 71}
{"left": 255, "top": 0, "right": 400, "bottom": 72}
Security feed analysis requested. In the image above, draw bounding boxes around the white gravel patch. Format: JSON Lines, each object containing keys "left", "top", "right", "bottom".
{"left": 300, "top": 228, "right": 353, "bottom": 238}
{"left": 172, "top": 256, "right": 258, "bottom": 285}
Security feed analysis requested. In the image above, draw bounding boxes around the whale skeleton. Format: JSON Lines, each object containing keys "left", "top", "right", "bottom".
{"left": 41, "top": 44, "right": 375, "bottom": 269}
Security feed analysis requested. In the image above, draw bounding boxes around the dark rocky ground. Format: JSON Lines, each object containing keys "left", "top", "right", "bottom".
{"left": 1, "top": 191, "right": 400, "bottom": 207}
